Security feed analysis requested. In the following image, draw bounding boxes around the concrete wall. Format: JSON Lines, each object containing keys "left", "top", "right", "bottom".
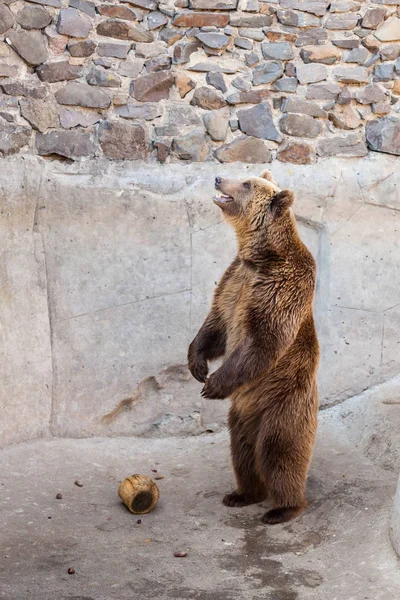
{"left": 1, "top": 154, "right": 399, "bottom": 446}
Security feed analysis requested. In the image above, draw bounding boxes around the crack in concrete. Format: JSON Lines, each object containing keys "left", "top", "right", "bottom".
{"left": 334, "top": 304, "right": 379, "bottom": 314}
{"left": 55, "top": 288, "right": 192, "bottom": 324}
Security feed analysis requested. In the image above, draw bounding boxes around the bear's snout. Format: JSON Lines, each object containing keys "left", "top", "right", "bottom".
{"left": 215, "top": 177, "right": 222, "bottom": 188}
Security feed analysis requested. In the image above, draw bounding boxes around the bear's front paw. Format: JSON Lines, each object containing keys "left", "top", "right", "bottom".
{"left": 201, "top": 374, "right": 229, "bottom": 400}
{"left": 188, "top": 351, "right": 208, "bottom": 383}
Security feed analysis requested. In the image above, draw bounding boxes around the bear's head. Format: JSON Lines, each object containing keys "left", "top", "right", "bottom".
{"left": 213, "top": 171, "right": 294, "bottom": 226}
{"left": 213, "top": 171, "right": 297, "bottom": 259}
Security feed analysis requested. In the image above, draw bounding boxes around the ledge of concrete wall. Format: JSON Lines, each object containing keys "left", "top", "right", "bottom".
{"left": 1, "top": 153, "right": 400, "bottom": 446}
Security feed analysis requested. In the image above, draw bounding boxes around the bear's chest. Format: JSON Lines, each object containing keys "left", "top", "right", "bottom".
{"left": 219, "top": 267, "right": 252, "bottom": 354}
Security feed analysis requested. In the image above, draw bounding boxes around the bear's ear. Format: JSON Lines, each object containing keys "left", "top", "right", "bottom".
{"left": 259, "top": 170, "right": 277, "bottom": 185}
{"left": 270, "top": 189, "right": 294, "bottom": 218}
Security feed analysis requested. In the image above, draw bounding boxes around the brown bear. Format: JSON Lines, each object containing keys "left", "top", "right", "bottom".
{"left": 188, "top": 171, "right": 319, "bottom": 525}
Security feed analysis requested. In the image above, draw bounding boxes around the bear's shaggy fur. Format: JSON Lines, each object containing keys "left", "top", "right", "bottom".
{"left": 188, "top": 171, "right": 319, "bottom": 524}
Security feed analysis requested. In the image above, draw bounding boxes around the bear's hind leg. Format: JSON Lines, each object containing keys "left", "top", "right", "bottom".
{"left": 255, "top": 426, "right": 311, "bottom": 525}
{"left": 224, "top": 409, "right": 267, "bottom": 508}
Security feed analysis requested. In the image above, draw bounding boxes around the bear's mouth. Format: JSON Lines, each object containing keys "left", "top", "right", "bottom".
{"left": 213, "top": 194, "right": 233, "bottom": 207}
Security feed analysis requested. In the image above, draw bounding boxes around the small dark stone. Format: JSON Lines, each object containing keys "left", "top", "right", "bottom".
{"left": 238, "top": 102, "right": 280, "bottom": 141}
{"left": 16, "top": 6, "right": 51, "bottom": 30}
{"left": 86, "top": 67, "right": 121, "bottom": 87}
{"left": 99, "top": 120, "right": 149, "bottom": 159}
{"left": 68, "top": 40, "right": 96, "bottom": 57}
{"left": 68, "top": 568, "right": 76, "bottom": 574}
{"left": 37, "top": 61, "right": 83, "bottom": 83}
{"left": 36, "top": 130, "right": 96, "bottom": 158}
{"left": 206, "top": 71, "right": 227, "bottom": 93}
{"left": 56, "top": 493, "right": 63, "bottom": 499}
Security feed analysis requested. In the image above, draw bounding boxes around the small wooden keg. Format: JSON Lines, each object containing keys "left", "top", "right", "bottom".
{"left": 118, "top": 474, "right": 160, "bottom": 514}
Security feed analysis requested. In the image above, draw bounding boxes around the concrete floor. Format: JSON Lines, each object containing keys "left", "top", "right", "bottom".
{"left": 1, "top": 407, "right": 400, "bottom": 600}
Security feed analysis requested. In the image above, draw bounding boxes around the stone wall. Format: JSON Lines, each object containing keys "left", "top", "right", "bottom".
{"left": 0, "top": 0, "right": 400, "bottom": 162}
{"left": 1, "top": 154, "right": 400, "bottom": 447}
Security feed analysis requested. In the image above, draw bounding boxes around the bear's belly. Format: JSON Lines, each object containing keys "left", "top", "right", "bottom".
{"left": 219, "top": 269, "right": 251, "bottom": 356}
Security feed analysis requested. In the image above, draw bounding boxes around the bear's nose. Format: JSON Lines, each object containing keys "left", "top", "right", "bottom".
{"left": 215, "top": 177, "right": 222, "bottom": 187}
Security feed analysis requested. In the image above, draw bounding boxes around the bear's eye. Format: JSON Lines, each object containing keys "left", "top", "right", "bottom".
{"left": 243, "top": 181, "right": 251, "bottom": 190}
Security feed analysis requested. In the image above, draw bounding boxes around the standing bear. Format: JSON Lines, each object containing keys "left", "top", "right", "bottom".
{"left": 188, "top": 171, "right": 319, "bottom": 525}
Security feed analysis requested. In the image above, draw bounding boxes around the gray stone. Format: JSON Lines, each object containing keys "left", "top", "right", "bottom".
{"left": 0, "top": 4, "right": 14, "bottom": 34}
{"left": 173, "top": 41, "right": 200, "bottom": 64}
{"left": 337, "top": 87, "right": 352, "bottom": 105}
{"left": 295, "top": 28, "right": 328, "bottom": 47}
{"left": 277, "top": 140, "right": 316, "bottom": 164}
{"left": 57, "top": 8, "right": 92, "bottom": 38}
{"left": 147, "top": 11, "right": 168, "bottom": 30}
{"left": 172, "top": 130, "right": 208, "bottom": 162}
{"left": 86, "top": 68, "right": 121, "bottom": 88}
{"left": 135, "top": 41, "right": 167, "bottom": 58}
{"left": 345, "top": 47, "right": 369, "bottom": 64}
{"left": 252, "top": 61, "right": 283, "bottom": 85}
{"left": 68, "top": 40, "right": 96, "bottom": 57}
{"left": 277, "top": 9, "right": 321, "bottom": 27}
{"left": 271, "top": 77, "right": 298, "bottom": 93}
{"left": 191, "top": 86, "right": 226, "bottom": 110}
{"left": 230, "top": 14, "right": 271, "bottom": 27}
{"left": 238, "top": 28, "right": 264, "bottom": 41}
{"left": 372, "top": 102, "right": 391, "bottom": 115}
{"left": 206, "top": 71, "right": 227, "bottom": 93}
{"left": 381, "top": 44, "right": 400, "bottom": 61}
{"left": 238, "top": 101, "right": 280, "bottom": 141}
{"left": 374, "top": 63, "right": 394, "bottom": 82}
{"left": 23, "top": 0, "right": 60, "bottom": 6}
{"left": 36, "top": 130, "right": 96, "bottom": 158}
{"left": 118, "top": 58, "right": 144, "bottom": 78}
{"left": 231, "top": 76, "right": 251, "bottom": 91}
{"left": 16, "top": 6, "right": 51, "bottom": 30}
{"left": 115, "top": 103, "right": 163, "bottom": 121}
{"left": 8, "top": 30, "right": 48, "bottom": 66}
{"left": 203, "top": 107, "right": 230, "bottom": 141}
{"left": 120, "top": 0, "right": 157, "bottom": 7}
{"left": 59, "top": 107, "right": 101, "bottom": 129}
{"left": 332, "top": 38, "right": 360, "bottom": 49}
{"left": 2, "top": 81, "right": 47, "bottom": 99}
{"left": 99, "top": 120, "right": 149, "bottom": 159}
{"left": 329, "top": 105, "right": 361, "bottom": 130}
{"left": 245, "top": 51, "right": 260, "bottom": 66}
{"left": 300, "top": 45, "right": 341, "bottom": 64}
{"left": 97, "top": 42, "right": 131, "bottom": 59}
{"left": 280, "top": 113, "right": 323, "bottom": 138}
{"left": 356, "top": 83, "right": 387, "bottom": 104}
{"left": 325, "top": 13, "right": 359, "bottom": 29}
{"left": 282, "top": 97, "right": 327, "bottom": 117}
{"left": 195, "top": 32, "right": 230, "bottom": 53}
{"left": 261, "top": 42, "right": 293, "bottom": 60}
{"left": 97, "top": 20, "right": 153, "bottom": 42}
{"left": 317, "top": 133, "right": 367, "bottom": 156}
{"left": 215, "top": 135, "right": 271, "bottom": 162}
{"left": 189, "top": 0, "right": 238, "bottom": 8}
{"left": 226, "top": 90, "right": 265, "bottom": 104}
{"left": 0, "top": 123, "right": 31, "bottom": 155}
{"left": 329, "top": 0, "right": 361, "bottom": 11}
{"left": 279, "top": 0, "right": 329, "bottom": 16}
{"left": 306, "top": 82, "right": 341, "bottom": 99}
{"left": 131, "top": 71, "right": 175, "bottom": 102}
{"left": 55, "top": 82, "right": 111, "bottom": 109}
{"left": 334, "top": 66, "right": 369, "bottom": 83}
{"left": 188, "top": 61, "right": 241, "bottom": 73}
{"left": 155, "top": 103, "right": 201, "bottom": 136}
{"left": 20, "top": 97, "right": 59, "bottom": 133}
{"left": 160, "top": 27, "right": 184, "bottom": 46}
{"left": 145, "top": 55, "right": 171, "bottom": 73}
{"left": 37, "top": 61, "right": 83, "bottom": 82}
{"left": 296, "top": 63, "right": 327, "bottom": 84}
{"left": 366, "top": 116, "right": 400, "bottom": 156}
{"left": 362, "top": 7, "right": 386, "bottom": 29}
{"left": 234, "top": 37, "right": 253, "bottom": 50}
{"left": 375, "top": 17, "right": 400, "bottom": 42}
{"left": 70, "top": 0, "right": 95, "bottom": 17}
